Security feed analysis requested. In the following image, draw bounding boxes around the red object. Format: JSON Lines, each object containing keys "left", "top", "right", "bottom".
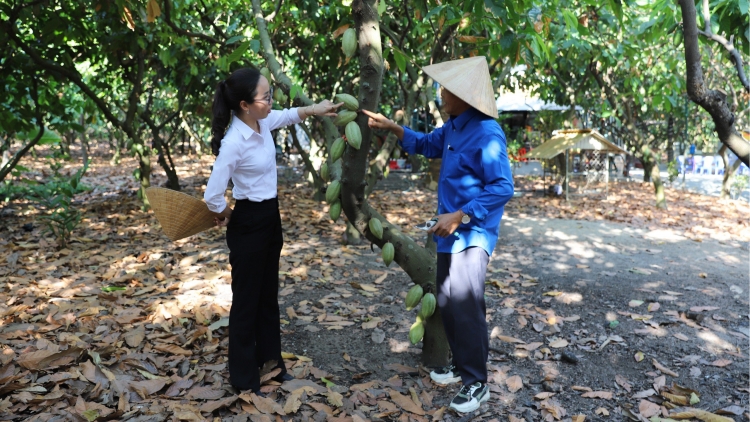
{"left": 389, "top": 160, "right": 398, "bottom": 169}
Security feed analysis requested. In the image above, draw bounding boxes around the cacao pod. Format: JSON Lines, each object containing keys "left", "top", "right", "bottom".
{"left": 333, "top": 110, "right": 358, "bottom": 126}
{"left": 368, "top": 218, "right": 383, "bottom": 239}
{"left": 329, "top": 200, "right": 341, "bottom": 222}
{"left": 260, "top": 67, "right": 272, "bottom": 82}
{"left": 405, "top": 284, "right": 424, "bottom": 311}
{"left": 325, "top": 180, "right": 341, "bottom": 204}
{"left": 382, "top": 242, "right": 395, "bottom": 267}
{"left": 335, "top": 93, "right": 359, "bottom": 111}
{"left": 273, "top": 88, "right": 287, "bottom": 104}
{"left": 342, "top": 28, "right": 357, "bottom": 58}
{"left": 330, "top": 137, "right": 346, "bottom": 162}
{"left": 345, "top": 122, "right": 362, "bottom": 150}
{"left": 320, "top": 162, "right": 330, "bottom": 182}
{"left": 418, "top": 293, "right": 436, "bottom": 319}
{"left": 409, "top": 320, "right": 424, "bottom": 344}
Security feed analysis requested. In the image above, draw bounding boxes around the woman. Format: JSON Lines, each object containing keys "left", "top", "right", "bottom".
{"left": 204, "top": 67, "right": 341, "bottom": 393}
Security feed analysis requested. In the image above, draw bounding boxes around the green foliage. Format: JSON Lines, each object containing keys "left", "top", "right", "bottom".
{"left": 731, "top": 175, "right": 749, "bottom": 200}
{"left": 26, "top": 160, "right": 91, "bottom": 249}
{"left": 667, "top": 160, "right": 679, "bottom": 183}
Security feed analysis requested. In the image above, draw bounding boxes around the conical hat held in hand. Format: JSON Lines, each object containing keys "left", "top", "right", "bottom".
{"left": 146, "top": 187, "right": 216, "bottom": 241}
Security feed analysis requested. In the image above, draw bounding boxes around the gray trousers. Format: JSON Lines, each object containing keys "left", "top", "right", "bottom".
{"left": 436, "top": 247, "right": 489, "bottom": 385}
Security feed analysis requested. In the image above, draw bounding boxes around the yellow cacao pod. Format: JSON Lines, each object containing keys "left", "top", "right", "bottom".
{"left": 333, "top": 110, "right": 358, "bottom": 126}
{"left": 418, "top": 293, "right": 436, "bottom": 319}
{"left": 405, "top": 284, "right": 424, "bottom": 311}
{"left": 345, "top": 122, "right": 362, "bottom": 150}
{"left": 368, "top": 218, "right": 383, "bottom": 239}
{"left": 330, "top": 137, "right": 346, "bottom": 162}
{"left": 325, "top": 180, "right": 341, "bottom": 204}
{"left": 342, "top": 28, "right": 357, "bottom": 58}
{"left": 260, "top": 67, "right": 272, "bottom": 82}
{"left": 409, "top": 320, "right": 424, "bottom": 345}
{"left": 335, "top": 93, "right": 359, "bottom": 111}
{"left": 329, "top": 200, "right": 341, "bottom": 222}
{"left": 382, "top": 242, "right": 395, "bottom": 267}
{"left": 320, "top": 162, "right": 330, "bottom": 182}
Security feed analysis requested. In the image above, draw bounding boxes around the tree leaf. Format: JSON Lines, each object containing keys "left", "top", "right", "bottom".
{"left": 387, "top": 388, "right": 425, "bottom": 415}
{"left": 581, "top": 391, "right": 613, "bottom": 399}
{"left": 506, "top": 375, "right": 523, "bottom": 393}
{"left": 226, "top": 41, "right": 250, "bottom": 64}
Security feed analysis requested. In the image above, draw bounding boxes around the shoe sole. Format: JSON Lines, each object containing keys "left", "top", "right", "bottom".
{"left": 430, "top": 374, "right": 462, "bottom": 385}
{"left": 449, "top": 391, "right": 490, "bottom": 413}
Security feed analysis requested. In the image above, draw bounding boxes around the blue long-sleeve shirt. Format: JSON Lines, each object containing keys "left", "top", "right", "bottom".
{"left": 401, "top": 107, "right": 514, "bottom": 255}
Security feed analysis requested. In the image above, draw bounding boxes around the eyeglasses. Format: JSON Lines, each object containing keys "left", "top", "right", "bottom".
{"left": 254, "top": 86, "right": 273, "bottom": 105}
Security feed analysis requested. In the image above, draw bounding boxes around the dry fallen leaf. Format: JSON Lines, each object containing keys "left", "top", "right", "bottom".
{"left": 709, "top": 359, "right": 732, "bottom": 367}
{"left": 634, "top": 351, "right": 645, "bottom": 362}
{"left": 581, "top": 391, "right": 613, "bottom": 399}
{"left": 572, "top": 415, "right": 586, "bottom": 422}
{"left": 639, "top": 399, "right": 661, "bottom": 418}
{"left": 549, "top": 339, "right": 569, "bottom": 348}
{"left": 595, "top": 407, "right": 609, "bottom": 416}
{"left": 506, "top": 375, "right": 523, "bottom": 393}
{"left": 387, "top": 388, "right": 425, "bottom": 415}
{"left": 652, "top": 359, "right": 679, "bottom": 377}
{"left": 615, "top": 374, "right": 632, "bottom": 392}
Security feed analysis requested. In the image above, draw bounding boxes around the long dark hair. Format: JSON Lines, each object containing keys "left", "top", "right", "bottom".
{"left": 211, "top": 67, "right": 262, "bottom": 156}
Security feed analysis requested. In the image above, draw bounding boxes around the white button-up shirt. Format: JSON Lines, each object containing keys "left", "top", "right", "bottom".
{"left": 204, "top": 109, "right": 302, "bottom": 213}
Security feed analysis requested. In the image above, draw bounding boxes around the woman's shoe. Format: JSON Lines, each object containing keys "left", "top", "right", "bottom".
{"left": 272, "top": 372, "right": 294, "bottom": 383}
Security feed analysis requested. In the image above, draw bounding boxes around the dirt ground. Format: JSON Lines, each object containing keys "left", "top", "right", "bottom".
{"left": 0, "top": 151, "right": 748, "bottom": 421}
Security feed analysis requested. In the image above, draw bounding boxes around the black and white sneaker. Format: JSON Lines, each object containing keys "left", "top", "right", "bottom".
{"left": 449, "top": 382, "right": 489, "bottom": 413}
{"left": 429, "top": 364, "right": 461, "bottom": 385}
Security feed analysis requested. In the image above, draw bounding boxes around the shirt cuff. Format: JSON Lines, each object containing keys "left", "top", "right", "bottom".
{"left": 462, "top": 202, "right": 488, "bottom": 221}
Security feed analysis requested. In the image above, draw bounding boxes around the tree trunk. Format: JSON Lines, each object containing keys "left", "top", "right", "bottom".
{"left": 340, "top": 0, "right": 448, "bottom": 366}
{"left": 719, "top": 144, "right": 742, "bottom": 199}
{"left": 678, "top": 0, "right": 750, "bottom": 166}
{"left": 641, "top": 146, "right": 667, "bottom": 209}
{"left": 135, "top": 148, "right": 152, "bottom": 207}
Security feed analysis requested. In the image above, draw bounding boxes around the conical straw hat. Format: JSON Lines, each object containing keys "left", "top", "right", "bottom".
{"left": 145, "top": 187, "right": 216, "bottom": 241}
{"left": 423, "top": 56, "right": 498, "bottom": 119}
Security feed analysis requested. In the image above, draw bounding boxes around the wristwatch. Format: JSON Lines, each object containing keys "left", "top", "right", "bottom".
{"left": 460, "top": 210, "right": 470, "bottom": 224}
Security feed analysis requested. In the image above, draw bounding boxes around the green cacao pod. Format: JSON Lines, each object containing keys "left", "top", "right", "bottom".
{"left": 335, "top": 93, "right": 359, "bottom": 111}
{"left": 273, "top": 88, "right": 287, "bottom": 104}
{"left": 342, "top": 28, "right": 357, "bottom": 58}
{"left": 405, "top": 284, "right": 424, "bottom": 311}
{"left": 260, "top": 67, "right": 272, "bottom": 82}
{"left": 333, "top": 110, "right": 358, "bottom": 126}
{"left": 368, "top": 218, "right": 383, "bottom": 240}
{"left": 345, "top": 122, "right": 362, "bottom": 150}
{"left": 382, "top": 242, "right": 395, "bottom": 267}
{"left": 330, "top": 137, "right": 346, "bottom": 162}
{"left": 409, "top": 320, "right": 424, "bottom": 345}
{"left": 329, "top": 200, "right": 341, "bottom": 222}
{"left": 320, "top": 162, "right": 330, "bottom": 182}
{"left": 418, "top": 293, "right": 436, "bottom": 319}
{"left": 325, "top": 180, "right": 341, "bottom": 204}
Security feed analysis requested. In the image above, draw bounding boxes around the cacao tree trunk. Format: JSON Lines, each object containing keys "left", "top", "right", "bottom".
{"left": 641, "top": 145, "right": 667, "bottom": 209}
{"left": 341, "top": 0, "right": 448, "bottom": 367}
{"left": 719, "top": 144, "right": 742, "bottom": 199}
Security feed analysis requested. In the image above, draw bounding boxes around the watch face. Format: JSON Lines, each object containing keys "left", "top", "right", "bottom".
{"left": 462, "top": 214, "right": 470, "bottom": 224}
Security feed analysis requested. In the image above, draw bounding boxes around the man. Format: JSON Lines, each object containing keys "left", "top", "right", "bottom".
{"left": 362, "top": 56, "right": 514, "bottom": 413}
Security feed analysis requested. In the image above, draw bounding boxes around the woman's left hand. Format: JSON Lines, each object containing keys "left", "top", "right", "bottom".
{"left": 314, "top": 100, "right": 344, "bottom": 117}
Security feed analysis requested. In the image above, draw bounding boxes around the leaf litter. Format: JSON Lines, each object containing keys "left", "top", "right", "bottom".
{"left": 0, "top": 152, "right": 747, "bottom": 420}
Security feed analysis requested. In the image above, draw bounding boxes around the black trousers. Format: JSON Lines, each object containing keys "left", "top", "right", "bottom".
{"left": 225, "top": 198, "right": 285, "bottom": 392}
{"left": 436, "top": 247, "right": 490, "bottom": 385}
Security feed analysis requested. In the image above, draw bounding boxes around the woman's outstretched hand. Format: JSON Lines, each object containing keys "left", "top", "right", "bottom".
{"left": 314, "top": 100, "right": 344, "bottom": 117}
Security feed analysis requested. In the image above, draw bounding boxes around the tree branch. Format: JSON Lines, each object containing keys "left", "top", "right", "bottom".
{"left": 0, "top": 76, "right": 44, "bottom": 182}
{"left": 696, "top": 29, "right": 750, "bottom": 92}
{"left": 161, "top": 0, "right": 223, "bottom": 45}
{"left": 678, "top": 0, "right": 749, "bottom": 166}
